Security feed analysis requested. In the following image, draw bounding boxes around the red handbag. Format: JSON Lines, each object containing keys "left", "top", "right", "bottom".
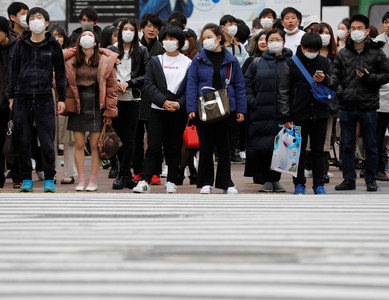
{"left": 183, "top": 125, "right": 199, "bottom": 149}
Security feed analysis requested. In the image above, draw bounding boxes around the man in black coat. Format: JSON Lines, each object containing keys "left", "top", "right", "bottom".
{"left": 278, "top": 32, "right": 337, "bottom": 195}
{"left": 331, "top": 14, "right": 389, "bottom": 192}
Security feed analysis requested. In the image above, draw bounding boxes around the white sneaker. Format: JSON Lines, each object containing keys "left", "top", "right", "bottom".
{"left": 160, "top": 165, "right": 168, "bottom": 178}
{"left": 327, "top": 172, "right": 334, "bottom": 178}
{"left": 85, "top": 185, "right": 98, "bottom": 192}
{"left": 200, "top": 185, "right": 212, "bottom": 194}
{"left": 224, "top": 186, "right": 238, "bottom": 194}
{"left": 133, "top": 180, "right": 150, "bottom": 193}
{"left": 75, "top": 184, "right": 85, "bottom": 191}
{"left": 304, "top": 170, "right": 313, "bottom": 178}
{"left": 165, "top": 181, "right": 177, "bottom": 193}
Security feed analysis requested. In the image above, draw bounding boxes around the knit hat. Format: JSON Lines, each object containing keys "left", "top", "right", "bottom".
{"left": 302, "top": 16, "right": 321, "bottom": 30}
{"left": 0, "top": 16, "right": 9, "bottom": 35}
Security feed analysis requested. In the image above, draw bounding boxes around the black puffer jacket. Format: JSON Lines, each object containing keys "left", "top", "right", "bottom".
{"left": 332, "top": 36, "right": 389, "bottom": 111}
{"left": 278, "top": 46, "right": 336, "bottom": 123}
{"left": 107, "top": 44, "right": 149, "bottom": 99}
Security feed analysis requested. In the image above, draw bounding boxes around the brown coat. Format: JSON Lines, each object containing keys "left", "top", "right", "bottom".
{"left": 63, "top": 47, "right": 119, "bottom": 118}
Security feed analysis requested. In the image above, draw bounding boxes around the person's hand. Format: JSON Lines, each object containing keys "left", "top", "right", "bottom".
{"left": 283, "top": 122, "right": 294, "bottom": 129}
{"left": 119, "top": 82, "right": 129, "bottom": 93}
{"left": 188, "top": 112, "right": 196, "bottom": 119}
{"left": 356, "top": 68, "right": 369, "bottom": 78}
{"left": 57, "top": 101, "right": 65, "bottom": 115}
{"left": 104, "top": 117, "right": 112, "bottom": 126}
{"left": 313, "top": 72, "right": 325, "bottom": 83}
{"left": 9, "top": 99, "right": 13, "bottom": 110}
{"left": 163, "top": 100, "right": 179, "bottom": 112}
{"left": 236, "top": 113, "right": 244, "bottom": 122}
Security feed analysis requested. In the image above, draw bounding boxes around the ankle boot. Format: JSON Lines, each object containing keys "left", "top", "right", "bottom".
{"left": 176, "top": 166, "right": 185, "bottom": 186}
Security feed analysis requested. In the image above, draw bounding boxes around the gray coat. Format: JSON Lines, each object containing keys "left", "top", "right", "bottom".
{"left": 375, "top": 33, "right": 389, "bottom": 113}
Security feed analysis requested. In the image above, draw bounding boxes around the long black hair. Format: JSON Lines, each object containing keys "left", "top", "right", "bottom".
{"left": 49, "top": 24, "right": 71, "bottom": 49}
{"left": 117, "top": 18, "right": 140, "bottom": 63}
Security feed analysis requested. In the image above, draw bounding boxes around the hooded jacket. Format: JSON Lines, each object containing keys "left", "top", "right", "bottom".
{"left": 277, "top": 46, "right": 337, "bottom": 123}
{"left": 63, "top": 47, "right": 119, "bottom": 118}
{"left": 331, "top": 35, "right": 389, "bottom": 111}
{"left": 0, "top": 33, "right": 19, "bottom": 110}
{"left": 186, "top": 47, "right": 247, "bottom": 115}
{"left": 8, "top": 31, "right": 67, "bottom": 102}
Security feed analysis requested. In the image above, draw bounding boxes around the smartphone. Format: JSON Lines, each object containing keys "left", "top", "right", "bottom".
{"left": 315, "top": 70, "right": 323, "bottom": 74}
{"left": 356, "top": 66, "right": 365, "bottom": 73}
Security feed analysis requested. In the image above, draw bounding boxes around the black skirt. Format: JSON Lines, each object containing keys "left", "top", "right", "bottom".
{"left": 68, "top": 85, "right": 103, "bottom": 132}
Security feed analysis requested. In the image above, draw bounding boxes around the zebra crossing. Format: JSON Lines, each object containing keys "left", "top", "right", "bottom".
{"left": 0, "top": 193, "right": 388, "bottom": 299}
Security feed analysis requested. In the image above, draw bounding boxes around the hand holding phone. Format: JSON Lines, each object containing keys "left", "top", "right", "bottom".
{"left": 315, "top": 70, "right": 323, "bottom": 74}
{"left": 356, "top": 66, "right": 365, "bottom": 73}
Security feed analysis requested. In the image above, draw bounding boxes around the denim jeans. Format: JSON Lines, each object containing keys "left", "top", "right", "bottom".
{"left": 339, "top": 110, "right": 378, "bottom": 181}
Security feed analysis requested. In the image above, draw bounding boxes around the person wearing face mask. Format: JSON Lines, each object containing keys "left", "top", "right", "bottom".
{"left": 244, "top": 29, "right": 292, "bottom": 193}
{"left": 281, "top": 7, "right": 305, "bottom": 55}
{"left": 106, "top": 18, "right": 149, "bottom": 190}
{"left": 186, "top": 23, "right": 247, "bottom": 195}
{"left": 7, "top": 2, "right": 29, "bottom": 37}
{"left": 219, "top": 14, "right": 249, "bottom": 67}
{"left": 133, "top": 25, "right": 191, "bottom": 194}
{"left": 63, "top": 30, "right": 118, "bottom": 192}
{"left": 336, "top": 18, "right": 350, "bottom": 50}
{"left": 312, "top": 23, "right": 338, "bottom": 183}
{"left": 331, "top": 14, "right": 389, "bottom": 192}
{"left": 8, "top": 7, "right": 67, "bottom": 193}
{"left": 69, "top": 7, "right": 102, "bottom": 46}
{"left": 278, "top": 32, "right": 337, "bottom": 195}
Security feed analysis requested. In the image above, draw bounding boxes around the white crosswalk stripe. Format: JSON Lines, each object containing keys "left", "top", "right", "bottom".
{"left": 0, "top": 193, "right": 388, "bottom": 299}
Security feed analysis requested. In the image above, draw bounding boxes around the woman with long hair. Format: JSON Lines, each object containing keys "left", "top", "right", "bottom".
{"left": 49, "top": 24, "right": 77, "bottom": 185}
{"left": 336, "top": 18, "right": 350, "bottom": 51}
{"left": 186, "top": 23, "right": 247, "bottom": 194}
{"left": 242, "top": 31, "right": 268, "bottom": 74}
{"left": 63, "top": 30, "right": 118, "bottom": 191}
{"left": 107, "top": 18, "right": 149, "bottom": 190}
{"left": 100, "top": 25, "right": 119, "bottom": 48}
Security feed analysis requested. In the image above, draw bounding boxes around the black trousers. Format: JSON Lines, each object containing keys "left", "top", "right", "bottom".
{"left": 196, "top": 116, "right": 234, "bottom": 190}
{"left": 293, "top": 118, "right": 328, "bottom": 188}
{"left": 142, "top": 109, "right": 187, "bottom": 184}
{"left": 0, "top": 108, "right": 9, "bottom": 186}
{"left": 12, "top": 97, "right": 56, "bottom": 180}
{"left": 133, "top": 119, "right": 147, "bottom": 175}
{"left": 376, "top": 112, "right": 389, "bottom": 172}
{"left": 113, "top": 101, "right": 141, "bottom": 177}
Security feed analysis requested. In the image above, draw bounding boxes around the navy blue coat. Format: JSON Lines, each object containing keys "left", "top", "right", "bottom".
{"left": 9, "top": 31, "right": 67, "bottom": 102}
{"left": 186, "top": 48, "right": 247, "bottom": 115}
{"left": 245, "top": 49, "right": 293, "bottom": 156}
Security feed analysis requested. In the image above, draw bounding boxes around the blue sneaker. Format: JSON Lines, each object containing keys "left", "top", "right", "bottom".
{"left": 293, "top": 184, "right": 306, "bottom": 194}
{"left": 44, "top": 180, "right": 56, "bottom": 193}
{"left": 313, "top": 186, "right": 326, "bottom": 194}
{"left": 20, "top": 180, "right": 33, "bottom": 192}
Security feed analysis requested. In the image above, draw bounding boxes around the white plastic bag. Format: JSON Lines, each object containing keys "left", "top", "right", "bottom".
{"left": 271, "top": 125, "right": 302, "bottom": 177}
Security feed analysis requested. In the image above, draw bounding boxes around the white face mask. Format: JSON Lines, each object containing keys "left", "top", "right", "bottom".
{"left": 268, "top": 41, "right": 283, "bottom": 54}
{"left": 351, "top": 30, "right": 366, "bottom": 43}
{"left": 337, "top": 30, "right": 347, "bottom": 40}
{"left": 122, "top": 30, "right": 134, "bottom": 43}
{"left": 203, "top": 37, "right": 218, "bottom": 51}
{"left": 321, "top": 34, "right": 331, "bottom": 47}
{"left": 181, "top": 40, "right": 189, "bottom": 51}
{"left": 80, "top": 35, "right": 95, "bottom": 49}
{"left": 163, "top": 40, "right": 178, "bottom": 52}
{"left": 284, "top": 27, "right": 299, "bottom": 34}
{"left": 253, "top": 29, "right": 262, "bottom": 36}
{"left": 260, "top": 18, "right": 273, "bottom": 30}
{"left": 18, "top": 15, "right": 28, "bottom": 28}
{"left": 225, "top": 25, "right": 237, "bottom": 37}
{"left": 29, "top": 19, "right": 46, "bottom": 34}
{"left": 303, "top": 50, "right": 319, "bottom": 60}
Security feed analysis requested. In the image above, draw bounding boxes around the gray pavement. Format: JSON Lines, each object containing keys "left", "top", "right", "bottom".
{"left": 0, "top": 193, "right": 388, "bottom": 299}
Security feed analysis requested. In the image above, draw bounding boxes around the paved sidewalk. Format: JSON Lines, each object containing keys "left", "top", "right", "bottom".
{"left": 2, "top": 158, "right": 389, "bottom": 194}
{"left": 0, "top": 193, "right": 388, "bottom": 299}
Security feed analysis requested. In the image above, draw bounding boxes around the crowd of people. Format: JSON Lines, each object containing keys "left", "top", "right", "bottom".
{"left": 1, "top": 2, "right": 389, "bottom": 194}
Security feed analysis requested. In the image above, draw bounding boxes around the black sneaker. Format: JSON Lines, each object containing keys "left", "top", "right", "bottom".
{"left": 112, "top": 176, "right": 124, "bottom": 190}
{"left": 376, "top": 171, "right": 389, "bottom": 181}
{"left": 125, "top": 176, "right": 138, "bottom": 189}
{"left": 335, "top": 178, "right": 356, "bottom": 190}
{"left": 366, "top": 180, "right": 378, "bottom": 192}
{"left": 108, "top": 167, "right": 118, "bottom": 179}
